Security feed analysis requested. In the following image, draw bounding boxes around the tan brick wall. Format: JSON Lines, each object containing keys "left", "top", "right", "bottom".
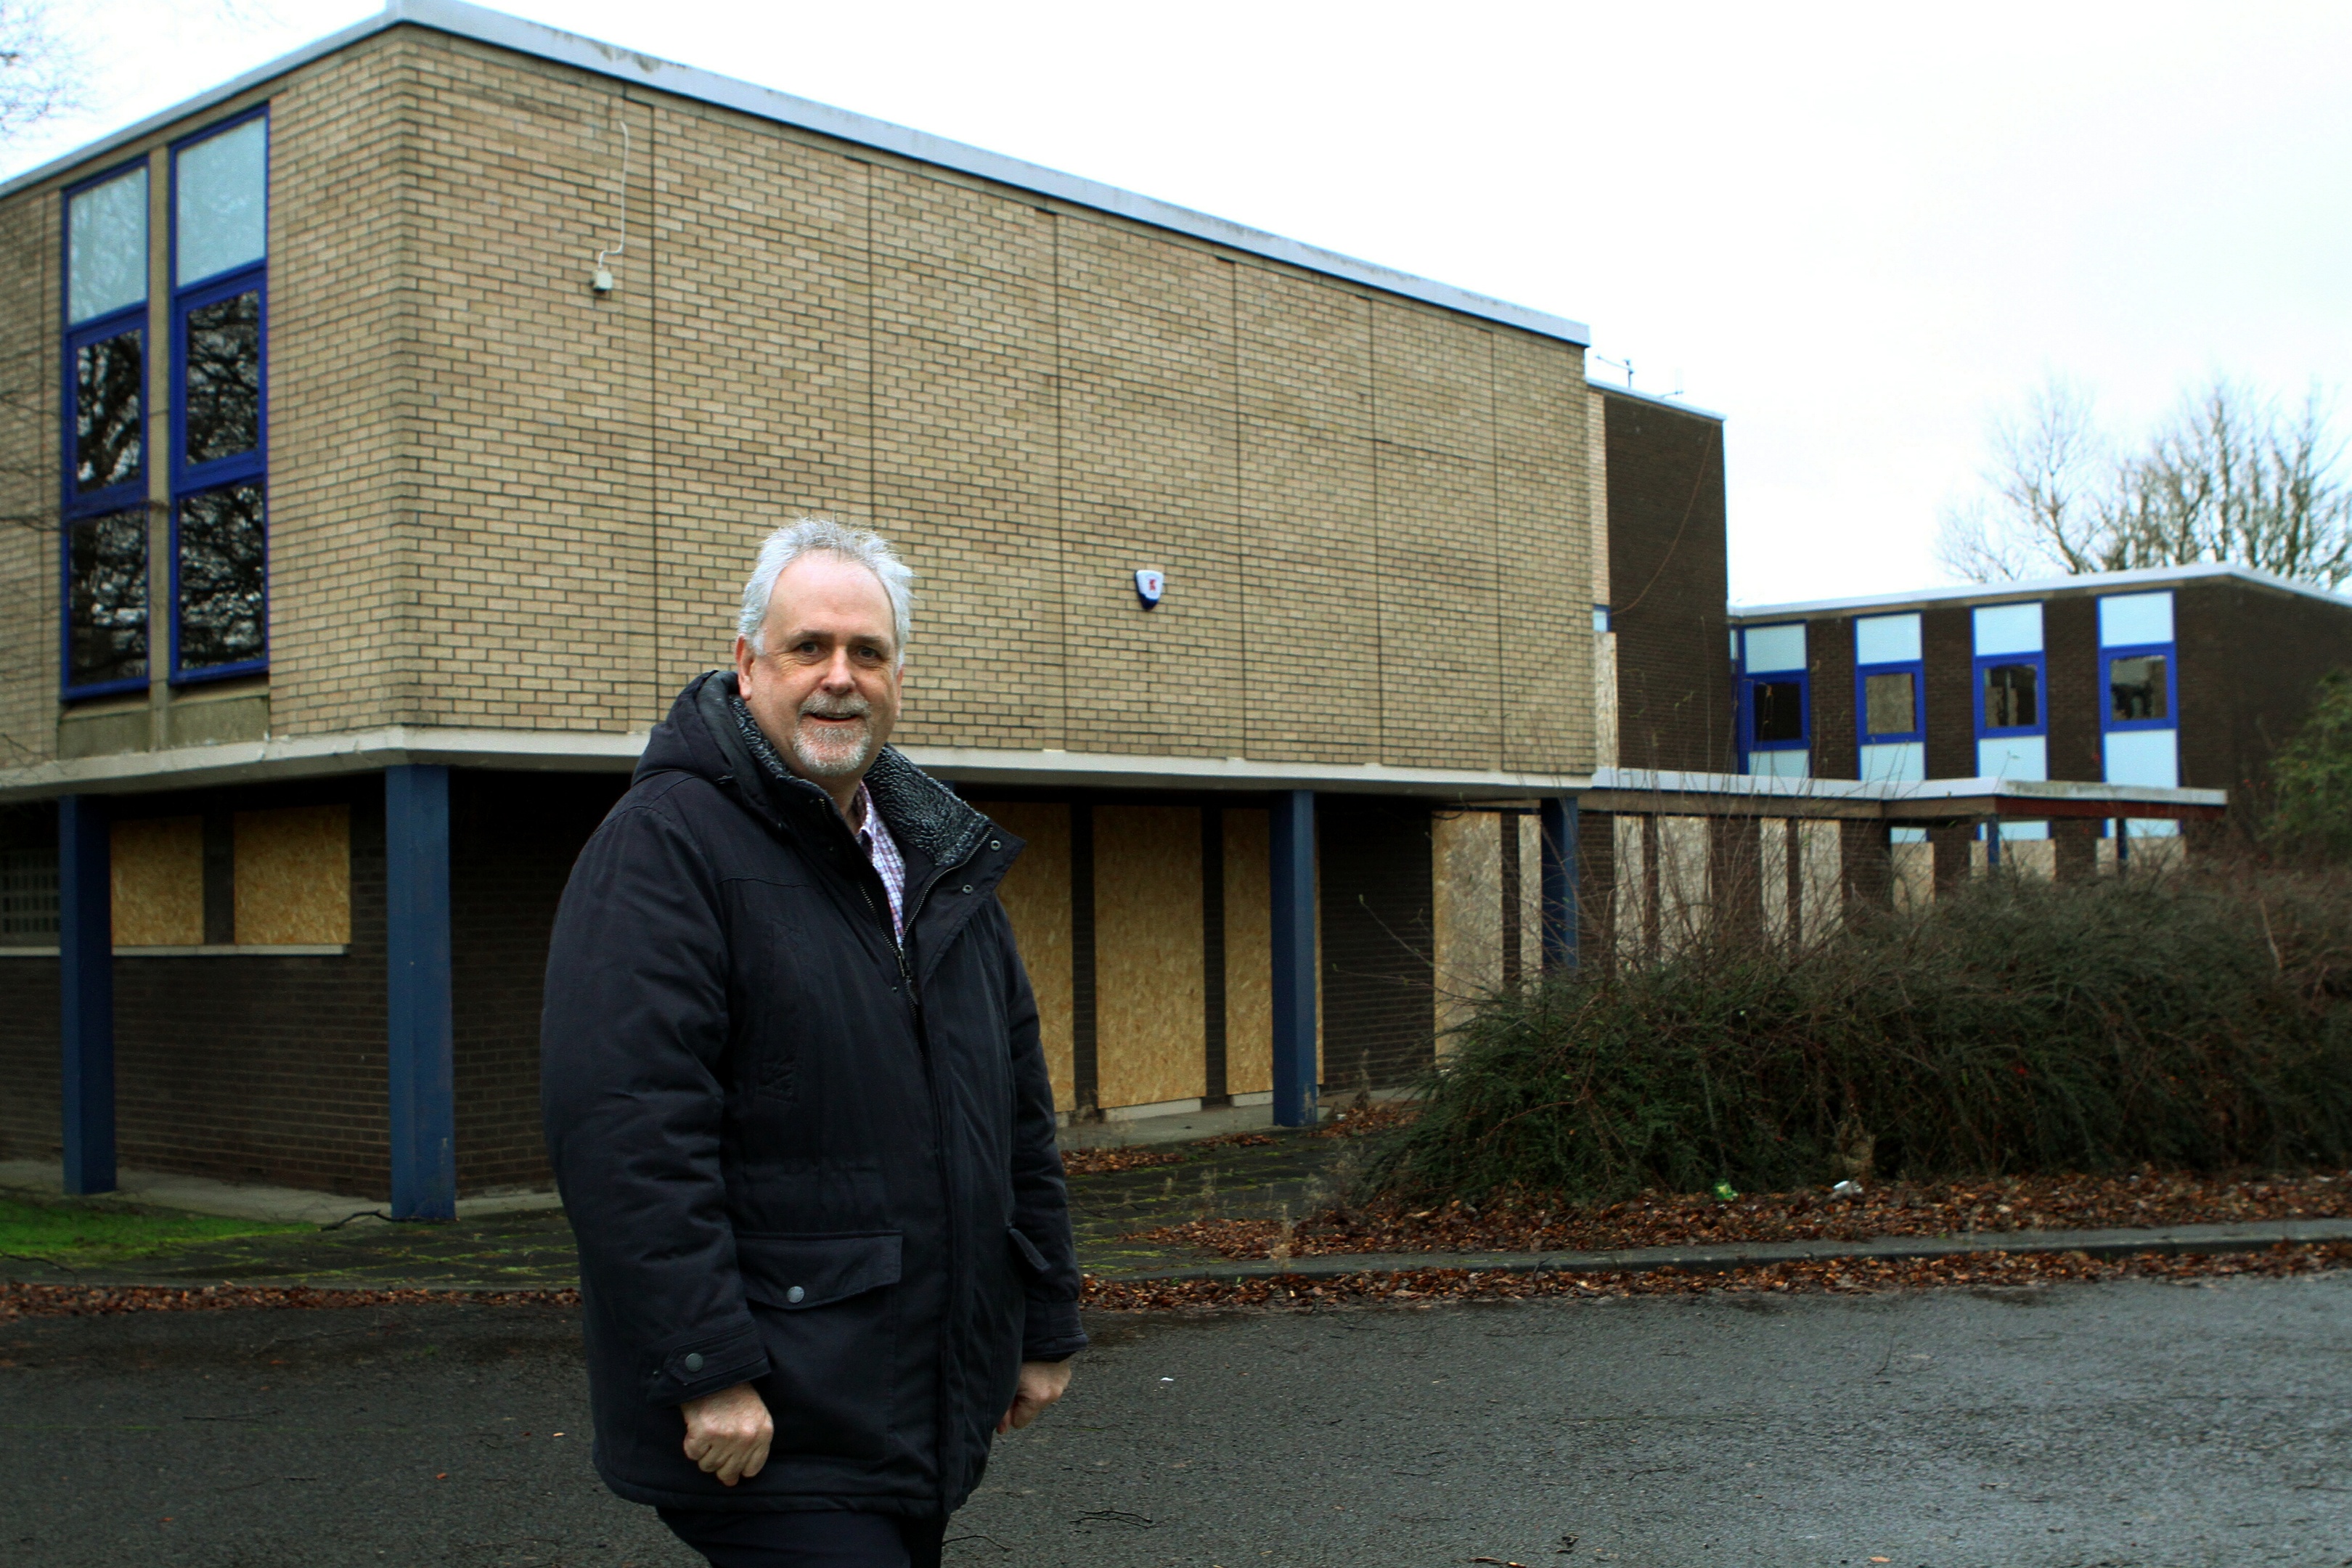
{"left": 1, "top": 24, "right": 1596, "bottom": 775}
{"left": 0, "top": 179, "right": 57, "bottom": 767}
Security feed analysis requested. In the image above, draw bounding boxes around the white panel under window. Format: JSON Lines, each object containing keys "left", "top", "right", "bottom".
{"left": 1993, "top": 820, "right": 2051, "bottom": 842}
{"left": 1859, "top": 741, "right": 1925, "bottom": 782}
{"left": 2126, "top": 818, "right": 2181, "bottom": 839}
{"left": 2099, "top": 592, "right": 2174, "bottom": 648}
{"left": 176, "top": 118, "right": 267, "bottom": 282}
{"left": 1749, "top": 748, "right": 1810, "bottom": 779}
{"left": 1743, "top": 623, "right": 1807, "bottom": 673}
{"left": 1977, "top": 735, "right": 2047, "bottom": 780}
{"left": 1972, "top": 602, "right": 2043, "bottom": 656}
{"left": 2104, "top": 728, "right": 2179, "bottom": 788}
{"left": 1853, "top": 613, "right": 1922, "bottom": 666}
{"left": 69, "top": 167, "right": 148, "bottom": 324}
{"left": 1890, "top": 826, "right": 1928, "bottom": 844}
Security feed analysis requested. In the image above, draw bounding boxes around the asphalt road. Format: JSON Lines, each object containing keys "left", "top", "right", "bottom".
{"left": 4, "top": 1272, "right": 2348, "bottom": 1568}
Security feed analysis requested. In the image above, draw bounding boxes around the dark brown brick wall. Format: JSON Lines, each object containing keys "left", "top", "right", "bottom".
{"left": 2176, "top": 581, "right": 2352, "bottom": 805}
{"left": 452, "top": 769, "right": 629, "bottom": 1194}
{"left": 1603, "top": 391, "right": 1731, "bottom": 772}
{"left": 2043, "top": 596, "right": 2101, "bottom": 782}
{"left": 1923, "top": 607, "right": 1977, "bottom": 779}
{"left": 1807, "top": 615, "right": 1858, "bottom": 779}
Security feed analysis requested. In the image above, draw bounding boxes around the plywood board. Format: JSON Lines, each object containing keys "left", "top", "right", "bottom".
{"left": 1657, "top": 816, "right": 1711, "bottom": 957}
{"left": 1892, "top": 841, "right": 1935, "bottom": 912}
{"left": 1759, "top": 817, "right": 1792, "bottom": 944}
{"left": 112, "top": 816, "right": 203, "bottom": 947}
{"left": 234, "top": 804, "right": 352, "bottom": 945}
{"left": 975, "top": 800, "right": 1074, "bottom": 1114}
{"left": 1093, "top": 804, "right": 1204, "bottom": 1110}
{"left": 1516, "top": 813, "right": 1543, "bottom": 975}
{"left": 1797, "top": 819, "right": 1844, "bottom": 940}
{"left": 1430, "top": 811, "right": 1500, "bottom": 1049}
{"left": 1222, "top": 808, "right": 1273, "bottom": 1095}
{"left": 1612, "top": 814, "right": 1649, "bottom": 965}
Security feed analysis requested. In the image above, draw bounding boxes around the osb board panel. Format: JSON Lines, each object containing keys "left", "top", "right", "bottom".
{"left": 113, "top": 817, "right": 203, "bottom": 947}
{"left": 1431, "top": 811, "right": 1500, "bottom": 1048}
{"left": 1094, "top": 805, "right": 1204, "bottom": 1108}
{"left": 1657, "top": 815, "right": 1711, "bottom": 957}
{"left": 1612, "top": 815, "right": 1649, "bottom": 965}
{"left": 235, "top": 805, "right": 352, "bottom": 946}
{"left": 1892, "top": 841, "right": 1935, "bottom": 911}
{"left": 1516, "top": 814, "right": 1543, "bottom": 978}
{"left": 1222, "top": 808, "right": 1273, "bottom": 1096}
{"left": 1797, "top": 819, "right": 1843, "bottom": 941}
{"left": 975, "top": 800, "right": 1074, "bottom": 1114}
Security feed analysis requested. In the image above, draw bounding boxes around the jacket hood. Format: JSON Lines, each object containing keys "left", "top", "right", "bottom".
{"left": 636, "top": 671, "right": 994, "bottom": 871}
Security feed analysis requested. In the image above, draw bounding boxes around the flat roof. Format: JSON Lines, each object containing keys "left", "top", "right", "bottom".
{"left": 1731, "top": 562, "right": 2352, "bottom": 622}
{"left": 1, "top": 0, "right": 1591, "bottom": 349}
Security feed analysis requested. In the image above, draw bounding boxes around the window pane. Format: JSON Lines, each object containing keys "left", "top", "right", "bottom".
{"left": 184, "top": 290, "right": 260, "bottom": 465}
{"left": 1753, "top": 679, "right": 1805, "bottom": 743}
{"left": 1864, "top": 671, "right": 1915, "bottom": 736}
{"left": 177, "top": 483, "right": 266, "bottom": 670}
{"left": 0, "top": 844, "right": 61, "bottom": 942}
{"left": 2110, "top": 655, "right": 2168, "bottom": 722}
{"left": 67, "top": 509, "right": 149, "bottom": 687}
{"left": 176, "top": 118, "right": 266, "bottom": 282}
{"left": 68, "top": 167, "right": 147, "bottom": 324}
{"left": 1984, "top": 662, "right": 2038, "bottom": 729}
{"left": 1743, "top": 623, "right": 1806, "bottom": 673}
{"left": 74, "top": 329, "right": 143, "bottom": 493}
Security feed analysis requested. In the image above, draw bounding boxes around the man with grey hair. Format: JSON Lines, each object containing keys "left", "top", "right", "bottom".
{"left": 543, "top": 519, "right": 1084, "bottom": 1568}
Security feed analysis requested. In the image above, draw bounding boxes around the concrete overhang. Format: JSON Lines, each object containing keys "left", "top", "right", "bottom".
{"left": 0, "top": 729, "right": 1591, "bottom": 806}
{"left": 1583, "top": 768, "right": 2227, "bottom": 825}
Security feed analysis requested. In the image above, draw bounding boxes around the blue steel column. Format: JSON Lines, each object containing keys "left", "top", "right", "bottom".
{"left": 385, "top": 765, "right": 456, "bottom": 1220}
{"left": 1538, "top": 796, "right": 1579, "bottom": 973}
{"left": 57, "top": 796, "right": 116, "bottom": 1196}
{"left": 1269, "top": 789, "right": 1318, "bottom": 1129}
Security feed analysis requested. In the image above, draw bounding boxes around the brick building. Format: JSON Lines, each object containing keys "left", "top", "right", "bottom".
{"left": 0, "top": 0, "right": 1691, "bottom": 1211}
{"left": 1726, "top": 565, "right": 2352, "bottom": 891}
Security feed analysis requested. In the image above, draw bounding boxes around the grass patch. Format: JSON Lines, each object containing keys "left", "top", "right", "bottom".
{"left": 1364, "top": 865, "right": 2352, "bottom": 1205}
{"left": 0, "top": 1196, "right": 304, "bottom": 1265}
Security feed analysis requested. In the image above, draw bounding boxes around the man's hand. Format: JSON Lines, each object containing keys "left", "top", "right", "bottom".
{"left": 681, "top": 1381, "right": 773, "bottom": 1486}
{"left": 997, "top": 1359, "right": 1072, "bottom": 1434}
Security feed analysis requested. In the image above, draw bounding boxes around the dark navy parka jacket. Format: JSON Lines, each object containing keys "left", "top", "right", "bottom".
{"left": 541, "top": 672, "right": 1085, "bottom": 1516}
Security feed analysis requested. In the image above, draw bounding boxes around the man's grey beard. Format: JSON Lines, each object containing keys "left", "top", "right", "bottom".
{"left": 788, "top": 695, "right": 876, "bottom": 779}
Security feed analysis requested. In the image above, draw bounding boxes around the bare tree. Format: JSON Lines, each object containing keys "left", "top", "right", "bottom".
{"left": 1941, "top": 373, "right": 2352, "bottom": 590}
{"left": 1936, "top": 375, "right": 2110, "bottom": 581}
{"left": 0, "top": 1, "right": 75, "bottom": 139}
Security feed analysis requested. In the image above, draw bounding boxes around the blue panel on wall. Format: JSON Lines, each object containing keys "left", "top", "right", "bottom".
{"left": 385, "top": 764, "right": 455, "bottom": 1221}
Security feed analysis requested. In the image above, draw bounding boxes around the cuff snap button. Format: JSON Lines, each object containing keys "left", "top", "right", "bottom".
{"left": 683, "top": 1352, "right": 704, "bottom": 1372}
{"left": 785, "top": 1286, "right": 806, "bottom": 1304}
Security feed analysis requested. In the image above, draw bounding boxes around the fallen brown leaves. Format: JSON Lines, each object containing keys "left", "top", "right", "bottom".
{"left": 1130, "top": 1169, "right": 2352, "bottom": 1259}
{"left": 1058, "top": 1130, "right": 1281, "bottom": 1177}
{"left": 1082, "top": 1241, "right": 2352, "bottom": 1312}
{"left": 0, "top": 1282, "right": 579, "bottom": 1323}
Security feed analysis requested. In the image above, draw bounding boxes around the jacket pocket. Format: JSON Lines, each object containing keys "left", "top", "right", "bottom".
{"left": 734, "top": 1231, "right": 902, "bottom": 1461}
{"left": 1006, "top": 1225, "right": 1049, "bottom": 1275}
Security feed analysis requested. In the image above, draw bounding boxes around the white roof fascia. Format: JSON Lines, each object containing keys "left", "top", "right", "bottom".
{"left": 1729, "top": 562, "right": 2352, "bottom": 622}
{"left": 0, "top": 0, "right": 1591, "bottom": 349}
{"left": 1585, "top": 382, "right": 1726, "bottom": 422}
{"left": 0, "top": 729, "right": 1589, "bottom": 803}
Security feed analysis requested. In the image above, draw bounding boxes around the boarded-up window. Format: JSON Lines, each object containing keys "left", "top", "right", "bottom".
{"left": 112, "top": 816, "right": 203, "bottom": 945}
{"left": 234, "top": 804, "right": 351, "bottom": 945}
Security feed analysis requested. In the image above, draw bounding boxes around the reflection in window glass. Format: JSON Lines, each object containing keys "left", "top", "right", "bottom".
{"left": 2110, "top": 656, "right": 2168, "bottom": 722}
{"left": 1984, "top": 662, "right": 2038, "bottom": 729}
{"left": 177, "top": 483, "right": 266, "bottom": 670}
{"left": 68, "top": 167, "right": 148, "bottom": 324}
{"left": 183, "top": 290, "right": 260, "bottom": 465}
{"left": 176, "top": 118, "right": 266, "bottom": 284}
{"left": 75, "top": 330, "right": 142, "bottom": 492}
{"left": 1753, "top": 679, "right": 1805, "bottom": 743}
{"left": 1864, "top": 671, "right": 1916, "bottom": 737}
{"left": 68, "top": 510, "right": 149, "bottom": 687}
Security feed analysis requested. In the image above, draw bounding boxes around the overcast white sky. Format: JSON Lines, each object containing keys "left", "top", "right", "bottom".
{"left": 19, "top": 1, "right": 2352, "bottom": 606}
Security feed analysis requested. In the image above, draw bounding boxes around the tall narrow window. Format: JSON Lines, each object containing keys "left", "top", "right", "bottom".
{"left": 1853, "top": 612, "right": 1925, "bottom": 782}
{"left": 2099, "top": 592, "right": 2179, "bottom": 838}
{"left": 1971, "top": 601, "right": 2047, "bottom": 784}
{"left": 62, "top": 161, "right": 151, "bottom": 698}
{"left": 171, "top": 112, "right": 269, "bottom": 682}
{"left": 1739, "top": 622, "right": 1810, "bottom": 778}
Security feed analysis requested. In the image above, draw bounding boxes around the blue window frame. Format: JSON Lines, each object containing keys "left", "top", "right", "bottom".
{"left": 1737, "top": 622, "right": 1809, "bottom": 773}
{"left": 2100, "top": 642, "right": 2176, "bottom": 732}
{"left": 59, "top": 157, "right": 153, "bottom": 700}
{"left": 1974, "top": 652, "right": 2046, "bottom": 737}
{"left": 167, "top": 107, "right": 269, "bottom": 685}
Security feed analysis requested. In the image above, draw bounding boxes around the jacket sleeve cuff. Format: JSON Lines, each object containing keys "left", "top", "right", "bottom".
{"left": 1022, "top": 1297, "right": 1087, "bottom": 1363}
{"left": 640, "top": 1323, "right": 769, "bottom": 1408}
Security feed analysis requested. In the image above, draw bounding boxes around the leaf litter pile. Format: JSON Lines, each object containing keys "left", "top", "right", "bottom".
{"left": 1082, "top": 1241, "right": 2352, "bottom": 1311}
{"left": 1128, "top": 1167, "right": 2352, "bottom": 1261}
{"left": 0, "top": 1283, "right": 577, "bottom": 1323}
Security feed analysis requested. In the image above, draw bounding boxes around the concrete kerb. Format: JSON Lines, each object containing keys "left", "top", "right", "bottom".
{"left": 0, "top": 1160, "right": 563, "bottom": 1226}
{"left": 1085, "top": 1217, "right": 2352, "bottom": 1284}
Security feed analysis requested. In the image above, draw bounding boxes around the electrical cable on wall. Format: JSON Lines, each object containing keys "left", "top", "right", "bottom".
{"left": 592, "top": 110, "right": 629, "bottom": 295}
